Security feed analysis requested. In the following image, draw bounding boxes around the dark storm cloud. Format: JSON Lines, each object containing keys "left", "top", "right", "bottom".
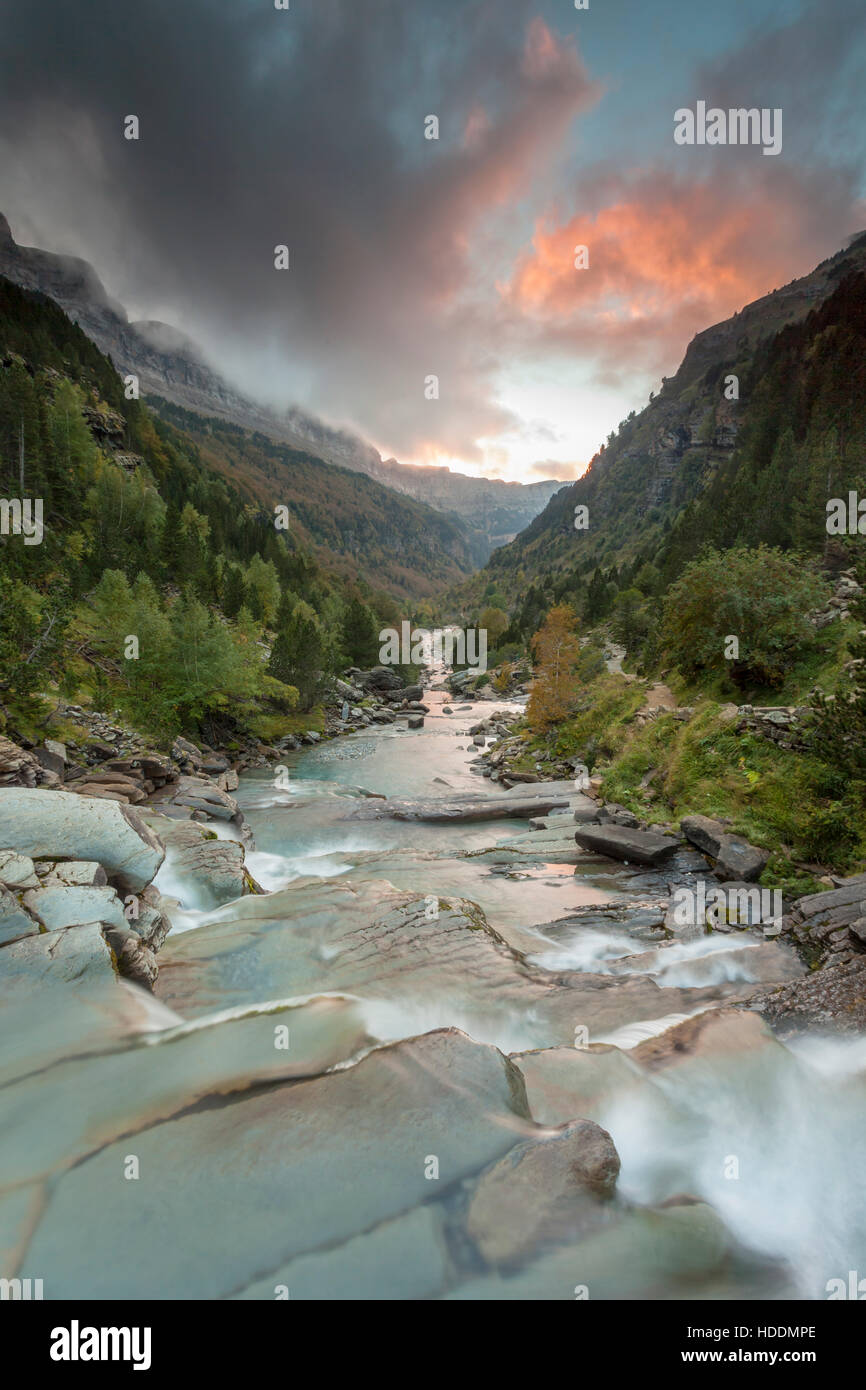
{"left": 0, "top": 0, "right": 600, "bottom": 459}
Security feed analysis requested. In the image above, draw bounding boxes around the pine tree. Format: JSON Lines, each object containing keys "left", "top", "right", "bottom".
{"left": 341, "top": 593, "right": 379, "bottom": 667}
{"left": 268, "top": 601, "right": 327, "bottom": 711}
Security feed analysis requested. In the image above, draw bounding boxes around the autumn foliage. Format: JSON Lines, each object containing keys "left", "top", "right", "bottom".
{"left": 527, "top": 603, "right": 581, "bottom": 732}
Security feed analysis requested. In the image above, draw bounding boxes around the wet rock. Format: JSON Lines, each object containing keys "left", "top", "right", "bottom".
{"left": 22, "top": 1029, "right": 531, "bottom": 1299}
{"left": 232, "top": 1204, "right": 448, "bottom": 1301}
{"left": 466, "top": 1118, "right": 619, "bottom": 1268}
{"left": 573, "top": 824, "right": 680, "bottom": 866}
{"left": 407, "top": 715, "right": 424, "bottom": 730}
{"left": 511, "top": 1045, "right": 640, "bottom": 1127}
{"left": 346, "top": 792, "right": 572, "bottom": 823}
{"left": 156, "top": 879, "right": 763, "bottom": 1047}
{"left": 103, "top": 925, "right": 159, "bottom": 990}
{"left": 746, "top": 957, "right": 866, "bottom": 1037}
{"left": 0, "top": 789, "right": 165, "bottom": 892}
{"left": 448, "top": 1200, "right": 734, "bottom": 1300}
{"left": 21, "top": 884, "right": 127, "bottom": 931}
{"left": 169, "top": 825, "right": 261, "bottom": 907}
{"left": 0, "top": 884, "right": 39, "bottom": 944}
{"left": 474, "top": 822, "right": 586, "bottom": 864}
{"left": 631, "top": 1008, "right": 777, "bottom": 1070}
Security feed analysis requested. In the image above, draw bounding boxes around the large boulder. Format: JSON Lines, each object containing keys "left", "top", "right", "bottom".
{"left": 466, "top": 1119, "right": 620, "bottom": 1268}
{"left": 0, "top": 789, "right": 164, "bottom": 892}
{"left": 360, "top": 666, "right": 404, "bottom": 692}
{"left": 680, "top": 815, "right": 768, "bottom": 883}
{"left": 168, "top": 776, "right": 240, "bottom": 822}
{"left": 169, "top": 824, "right": 260, "bottom": 907}
{"left": 573, "top": 824, "right": 680, "bottom": 866}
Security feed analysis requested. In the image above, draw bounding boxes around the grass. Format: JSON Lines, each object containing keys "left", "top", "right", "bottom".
{"left": 598, "top": 699, "right": 864, "bottom": 887}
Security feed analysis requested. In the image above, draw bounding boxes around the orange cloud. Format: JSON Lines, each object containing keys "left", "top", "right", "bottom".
{"left": 501, "top": 167, "right": 866, "bottom": 374}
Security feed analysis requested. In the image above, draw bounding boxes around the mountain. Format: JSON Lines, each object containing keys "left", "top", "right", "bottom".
{"left": 463, "top": 230, "right": 866, "bottom": 613}
{"left": 0, "top": 213, "right": 562, "bottom": 559}
{"left": 0, "top": 272, "right": 478, "bottom": 603}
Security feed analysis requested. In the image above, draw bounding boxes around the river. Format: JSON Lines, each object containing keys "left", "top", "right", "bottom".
{"left": 150, "top": 683, "right": 866, "bottom": 1300}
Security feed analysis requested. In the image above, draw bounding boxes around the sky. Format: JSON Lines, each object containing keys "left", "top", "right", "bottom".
{"left": 0, "top": 0, "right": 864, "bottom": 483}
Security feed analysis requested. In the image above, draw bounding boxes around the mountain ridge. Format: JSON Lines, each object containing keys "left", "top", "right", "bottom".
{"left": 0, "top": 212, "right": 562, "bottom": 558}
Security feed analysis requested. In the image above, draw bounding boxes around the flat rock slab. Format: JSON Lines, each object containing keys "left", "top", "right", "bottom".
{"left": 231, "top": 1204, "right": 449, "bottom": 1301}
{"left": 511, "top": 1045, "right": 647, "bottom": 1127}
{"left": 0, "top": 788, "right": 164, "bottom": 891}
{"left": 346, "top": 795, "right": 571, "bottom": 823}
{"left": 445, "top": 1200, "right": 733, "bottom": 1300}
{"left": 573, "top": 825, "right": 680, "bottom": 866}
{"left": 22, "top": 1029, "right": 533, "bottom": 1299}
{"left": 155, "top": 877, "right": 749, "bottom": 1048}
{"left": 472, "top": 823, "right": 587, "bottom": 864}
{"left": 0, "top": 995, "right": 373, "bottom": 1190}
{"left": 21, "top": 884, "right": 127, "bottom": 932}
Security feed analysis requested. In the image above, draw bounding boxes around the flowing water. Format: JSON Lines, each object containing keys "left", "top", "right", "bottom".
{"left": 155, "top": 685, "right": 866, "bottom": 1300}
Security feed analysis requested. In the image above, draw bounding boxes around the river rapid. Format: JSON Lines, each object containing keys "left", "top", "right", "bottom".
{"left": 150, "top": 683, "right": 866, "bottom": 1300}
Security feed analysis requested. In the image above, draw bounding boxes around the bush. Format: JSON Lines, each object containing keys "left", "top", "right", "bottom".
{"left": 661, "top": 545, "right": 826, "bottom": 688}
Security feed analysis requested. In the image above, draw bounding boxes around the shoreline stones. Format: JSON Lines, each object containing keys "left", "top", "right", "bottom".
{"left": 573, "top": 824, "right": 680, "bottom": 866}
{"left": 680, "top": 815, "right": 769, "bottom": 883}
{"left": 0, "top": 789, "right": 164, "bottom": 893}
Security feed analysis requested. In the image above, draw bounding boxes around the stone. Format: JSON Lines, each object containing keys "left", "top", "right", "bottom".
{"left": 34, "top": 740, "right": 67, "bottom": 779}
{"left": 22, "top": 1030, "right": 532, "bottom": 1299}
{"left": 0, "top": 996, "right": 380, "bottom": 1193}
{"left": 573, "top": 825, "right": 680, "bottom": 866}
{"left": 407, "top": 715, "right": 424, "bottom": 730}
{"left": 713, "top": 838, "right": 769, "bottom": 883}
{"left": 466, "top": 1118, "right": 620, "bottom": 1268}
{"left": 680, "top": 814, "right": 728, "bottom": 857}
{"left": 680, "top": 814, "right": 768, "bottom": 882}
{"left": 362, "top": 666, "right": 404, "bottom": 692}
{"left": 22, "top": 884, "right": 127, "bottom": 932}
{"left": 168, "top": 777, "right": 240, "bottom": 822}
{"left": 0, "top": 884, "right": 39, "bottom": 944}
{"left": 0, "top": 737, "right": 42, "bottom": 787}
{"left": 0, "top": 789, "right": 165, "bottom": 892}
{"left": 511, "top": 1046, "right": 639, "bottom": 1127}
{"left": 747, "top": 957, "right": 866, "bottom": 1037}
{"left": 346, "top": 792, "right": 572, "bottom": 823}
{"left": 103, "top": 925, "right": 159, "bottom": 990}
{"left": 170, "top": 829, "right": 258, "bottom": 907}
{"left": 40, "top": 861, "right": 108, "bottom": 888}
{"left": 0, "top": 850, "right": 39, "bottom": 889}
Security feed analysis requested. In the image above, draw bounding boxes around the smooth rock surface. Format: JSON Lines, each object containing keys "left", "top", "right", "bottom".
{"left": 0, "top": 789, "right": 164, "bottom": 891}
